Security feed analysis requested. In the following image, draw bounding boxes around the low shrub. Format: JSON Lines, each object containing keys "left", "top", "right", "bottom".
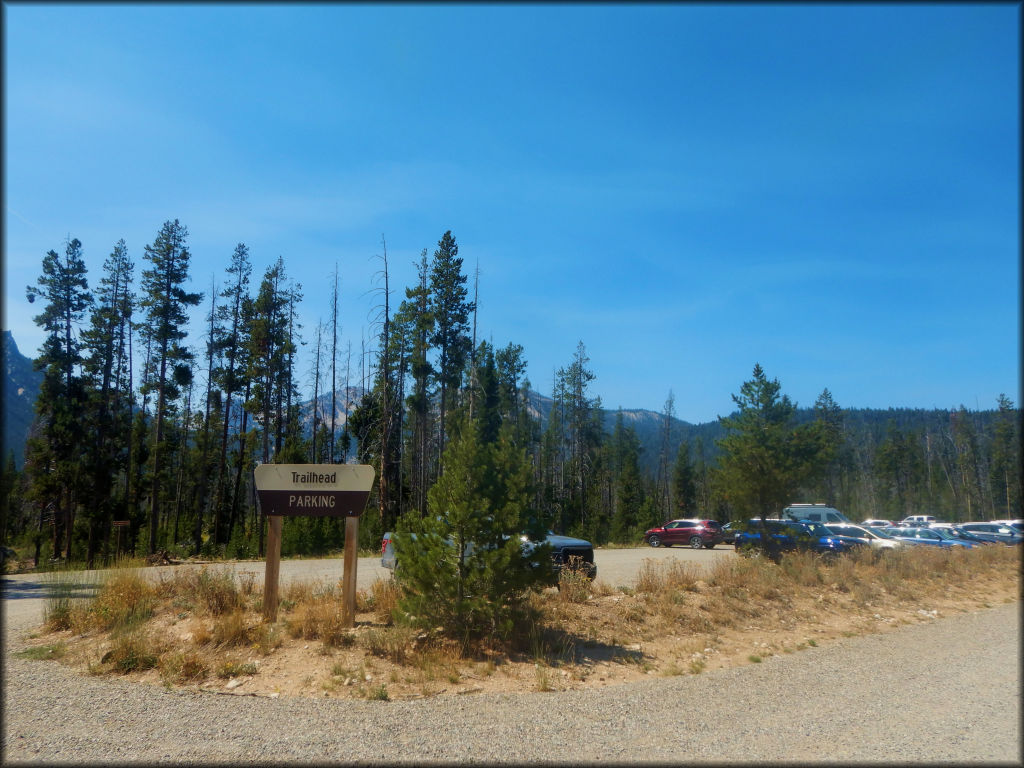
{"left": 212, "top": 609, "right": 261, "bottom": 647}
{"left": 160, "top": 651, "right": 209, "bottom": 683}
{"left": 196, "top": 569, "right": 246, "bottom": 615}
{"left": 361, "top": 624, "right": 417, "bottom": 664}
{"left": 102, "top": 633, "right": 159, "bottom": 674}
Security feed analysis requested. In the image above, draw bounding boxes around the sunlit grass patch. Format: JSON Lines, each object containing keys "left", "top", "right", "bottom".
{"left": 15, "top": 643, "right": 66, "bottom": 660}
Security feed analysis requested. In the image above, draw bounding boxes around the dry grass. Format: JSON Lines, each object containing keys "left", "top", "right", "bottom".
{"left": 19, "top": 545, "right": 1021, "bottom": 700}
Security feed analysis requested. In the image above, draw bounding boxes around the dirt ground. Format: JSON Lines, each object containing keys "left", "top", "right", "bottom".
{"left": 21, "top": 551, "right": 1019, "bottom": 702}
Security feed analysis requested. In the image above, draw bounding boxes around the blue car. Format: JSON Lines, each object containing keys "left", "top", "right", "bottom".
{"left": 885, "top": 527, "right": 976, "bottom": 548}
{"left": 733, "top": 519, "right": 859, "bottom": 556}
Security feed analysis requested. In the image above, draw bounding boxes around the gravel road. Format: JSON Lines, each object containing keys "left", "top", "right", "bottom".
{"left": 2, "top": 549, "right": 1020, "bottom": 763}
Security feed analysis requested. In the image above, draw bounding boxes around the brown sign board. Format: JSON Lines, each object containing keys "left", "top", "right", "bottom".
{"left": 254, "top": 464, "right": 375, "bottom": 517}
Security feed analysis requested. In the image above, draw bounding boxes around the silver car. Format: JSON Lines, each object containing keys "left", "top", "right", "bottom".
{"left": 824, "top": 524, "right": 903, "bottom": 550}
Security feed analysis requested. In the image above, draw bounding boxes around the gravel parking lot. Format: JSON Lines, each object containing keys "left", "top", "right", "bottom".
{"left": 2, "top": 547, "right": 1019, "bottom": 763}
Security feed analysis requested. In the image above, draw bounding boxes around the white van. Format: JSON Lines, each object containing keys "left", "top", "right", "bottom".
{"left": 780, "top": 504, "right": 851, "bottom": 525}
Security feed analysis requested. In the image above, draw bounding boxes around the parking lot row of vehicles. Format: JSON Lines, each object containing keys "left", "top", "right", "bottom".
{"left": 642, "top": 516, "right": 1023, "bottom": 554}
{"left": 380, "top": 515, "right": 1020, "bottom": 579}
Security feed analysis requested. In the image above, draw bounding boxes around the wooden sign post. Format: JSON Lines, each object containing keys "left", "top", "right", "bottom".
{"left": 254, "top": 464, "right": 374, "bottom": 623}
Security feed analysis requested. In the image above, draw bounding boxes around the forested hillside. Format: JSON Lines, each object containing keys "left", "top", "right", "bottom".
{"left": 2, "top": 223, "right": 1019, "bottom": 567}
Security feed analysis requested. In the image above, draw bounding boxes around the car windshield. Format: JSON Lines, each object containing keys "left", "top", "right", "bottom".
{"left": 930, "top": 528, "right": 956, "bottom": 540}
{"left": 867, "top": 527, "right": 895, "bottom": 539}
{"left": 952, "top": 528, "right": 984, "bottom": 540}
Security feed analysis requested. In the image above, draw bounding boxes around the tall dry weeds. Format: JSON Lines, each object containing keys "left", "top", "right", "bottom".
{"left": 91, "top": 570, "right": 157, "bottom": 633}
{"left": 371, "top": 578, "right": 400, "bottom": 624}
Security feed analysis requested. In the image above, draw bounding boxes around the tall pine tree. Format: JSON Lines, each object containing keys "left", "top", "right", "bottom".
{"left": 139, "top": 220, "right": 201, "bottom": 554}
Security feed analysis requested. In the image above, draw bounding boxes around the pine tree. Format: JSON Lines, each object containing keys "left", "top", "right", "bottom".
{"left": 191, "top": 279, "right": 223, "bottom": 554}
{"left": 609, "top": 414, "right": 644, "bottom": 542}
{"left": 245, "top": 257, "right": 292, "bottom": 464}
{"left": 393, "top": 414, "right": 551, "bottom": 642}
{"left": 949, "top": 407, "right": 983, "bottom": 520}
{"left": 139, "top": 220, "right": 202, "bottom": 554}
{"left": 989, "top": 394, "right": 1021, "bottom": 518}
{"left": 80, "top": 239, "right": 135, "bottom": 565}
{"left": 715, "top": 364, "right": 824, "bottom": 560}
{"left": 429, "top": 231, "right": 474, "bottom": 472}
{"left": 672, "top": 440, "right": 697, "bottom": 517}
{"left": 812, "top": 388, "right": 844, "bottom": 506}
{"left": 654, "top": 391, "right": 676, "bottom": 519}
{"left": 399, "top": 250, "right": 434, "bottom": 515}
{"left": 874, "top": 423, "right": 925, "bottom": 519}
{"left": 25, "top": 238, "right": 93, "bottom": 560}
{"left": 557, "top": 341, "right": 603, "bottom": 535}
{"left": 211, "top": 243, "right": 251, "bottom": 546}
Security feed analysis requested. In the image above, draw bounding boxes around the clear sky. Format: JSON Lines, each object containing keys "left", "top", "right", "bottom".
{"left": 3, "top": 3, "right": 1020, "bottom": 424}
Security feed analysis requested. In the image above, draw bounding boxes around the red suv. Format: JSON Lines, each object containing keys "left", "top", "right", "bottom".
{"left": 644, "top": 519, "right": 724, "bottom": 549}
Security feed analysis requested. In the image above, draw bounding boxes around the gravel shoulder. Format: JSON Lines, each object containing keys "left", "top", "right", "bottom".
{"left": 3, "top": 597, "right": 1019, "bottom": 763}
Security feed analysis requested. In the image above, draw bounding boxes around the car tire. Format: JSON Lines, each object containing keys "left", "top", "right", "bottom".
{"left": 648, "top": 535, "right": 662, "bottom": 548}
{"left": 689, "top": 536, "right": 704, "bottom": 549}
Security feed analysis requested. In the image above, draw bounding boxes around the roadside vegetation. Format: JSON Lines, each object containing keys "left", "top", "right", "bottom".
{"left": 16, "top": 544, "right": 1019, "bottom": 701}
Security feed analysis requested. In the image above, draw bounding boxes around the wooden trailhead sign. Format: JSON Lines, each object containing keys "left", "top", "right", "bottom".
{"left": 254, "top": 464, "right": 374, "bottom": 517}
{"left": 254, "top": 463, "right": 375, "bottom": 624}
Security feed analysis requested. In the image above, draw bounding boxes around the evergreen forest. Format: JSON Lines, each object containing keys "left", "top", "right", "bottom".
{"left": 3, "top": 221, "right": 1020, "bottom": 568}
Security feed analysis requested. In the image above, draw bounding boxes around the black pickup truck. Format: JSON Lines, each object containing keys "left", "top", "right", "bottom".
{"left": 381, "top": 530, "right": 597, "bottom": 580}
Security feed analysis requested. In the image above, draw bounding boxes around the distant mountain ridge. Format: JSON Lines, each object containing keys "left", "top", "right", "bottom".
{"left": 525, "top": 389, "right": 725, "bottom": 473}
{"left": 2, "top": 331, "right": 43, "bottom": 467}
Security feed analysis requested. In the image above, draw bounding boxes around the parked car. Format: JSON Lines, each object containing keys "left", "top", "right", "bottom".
{"left": 823, "top": 523, "right": 903, "bottom": 550}
{"left": 942, "top": 526, "right": 1000, "bottom": 546}
{"left": 885, "top": 526, "right": 975, "bottom": 548}
{"left": 733, "top": 519, "right": 856, "bottom": 556}
{"left": 721, "top": 522, "right": 738, "bottom": 545}
{"left": 780, "top": 504, "right": 851, "bottom": 525}
{"left": 644, "top": 519, "right": 724, "bottom": 549}
{"left": 861, "top": 519, "right": 893, "bottom": 528}
{"left": 380, "top": 530, "right": 597, "bottom": 579}
{"left": 990, "top": 519, "right": 1023, "bottom": 532}
{"left": 898, "top": 515, "right": 938, "bottom": 527}
{"left": 956, "top": 522, "right": 1023, "bottom": 545}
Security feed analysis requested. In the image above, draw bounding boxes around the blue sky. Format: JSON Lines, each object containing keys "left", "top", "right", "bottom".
{"left": 3, "top": 4, "right": 1019, "bottom": 423}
